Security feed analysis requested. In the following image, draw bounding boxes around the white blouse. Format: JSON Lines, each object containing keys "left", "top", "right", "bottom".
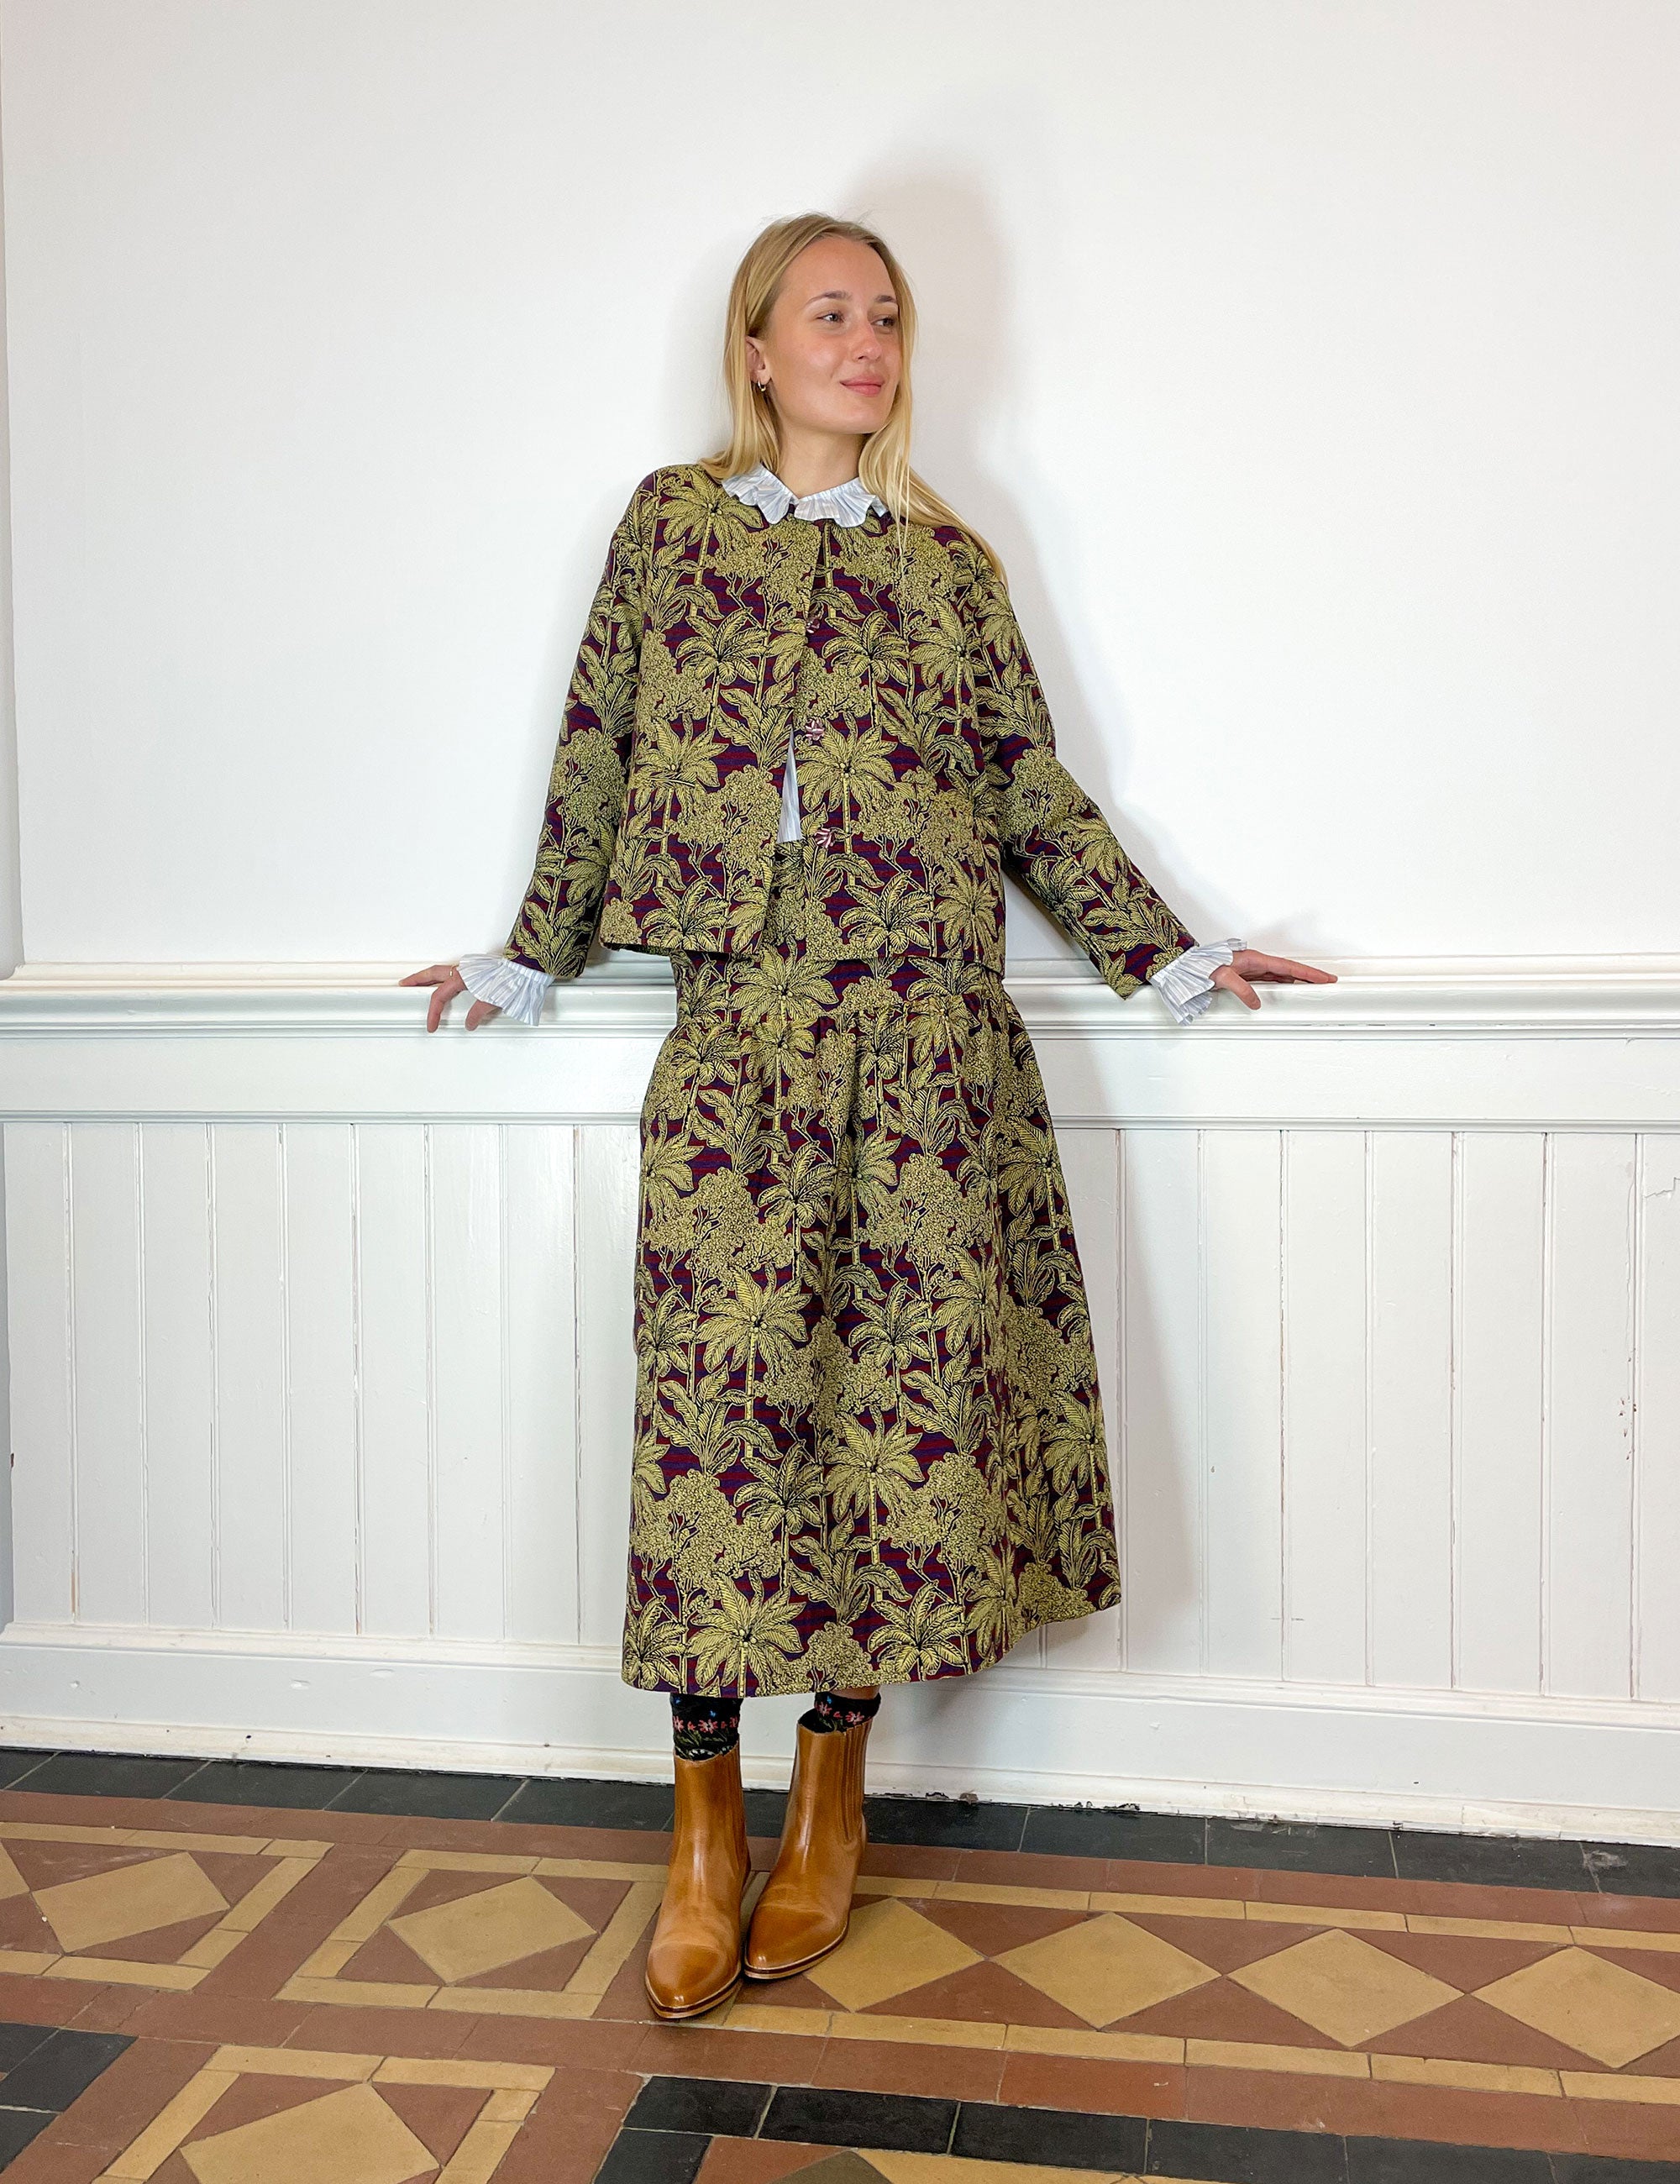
{"left": 459, "top": 463, "right": 1240, "bottom": 1024}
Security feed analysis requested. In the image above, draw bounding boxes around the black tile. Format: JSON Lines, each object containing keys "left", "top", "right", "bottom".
{"left": 954, "top": 2098, "right": 1147, "bottom": 2169}
{"left": 496, "top": 1777, "right": 674, "bottom": 1832}
{"left": 743, "top": 1788, "right": 788, "bottom": 1839}
{"left": 324, "top": 1768, "right": 522, "bottom": 1820}
{"left": 166, "top": 1760, "right": 365, "bottom": 1810}
{"left": 0, "top": 2023, "right": 52, "bottom": 2072}
{"left": 762, "top": 2086, "right": 957, "bottom": 2155}
{"left": 594, "top": 2128, "right": 710, "bottom": 2184}
{"left": 19, "top": 1751, "right": 206, "bottom": 1801}
{"left": 1390, "top": 1828, "right": 1592, "bottom": 1893}
{"left": 0, "top": 1749, "right": 54, "bottom": 1792}
{"left": 1347, "top": 2135, "right": 1550, "bottom": 2181}
{"left": 1022, "top": 1805, "right": 1206, "bottom": 1865}
{"left": 1552, "top": 2157, "right": 1680, "bottom": 2181}
{"left": 1581, "top": 1839, "right": 1680, "bottom": 1899}
{"left": 1206, "top": 1816, "right": 1396, "bottom": 1881}
{"left": 0, "top": 2029, "right": 131, "bottom": 2114}
{"left": 626, "top": 2076, "right": 772, "bottom": 2136}
{"left": 1147, "top": 2116, "right": 1346, "bottom": 2181}
{"left": 0, "top": 2108, "right": 52, "bottom": 2164}
{"left": 860, "top": 1795, "right": 1028, "bottom": 1851}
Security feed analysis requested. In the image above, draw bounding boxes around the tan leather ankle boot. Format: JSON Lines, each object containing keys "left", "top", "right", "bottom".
{"left": 743, "top": 1714, "right": 870, "bottom": 1980}
{"left": 643, "top": 1743, "right": 749, "bottom": 2020}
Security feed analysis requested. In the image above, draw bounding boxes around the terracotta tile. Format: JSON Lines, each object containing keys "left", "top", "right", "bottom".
{"left": 490, "top": 2067, "right": 643, "bottom": 2184}
{"left": 278, "top": 2002, "right": 472, "bottom": 2055}
{"left": 811, "top": 2031, "right": 1003, "bottom": 2102}
{"left": 866, "top": 1960, "right": 1087, "bottom": 2030}
{"left": 697, "top": 2137, "right": 833, "bottom": 2184}
{"left": 0, "top": 1975, "right": 79, "bottom": 2025}
{"left": 118, "top": 1992, "right": 311, "bottom": 2046}
{"left": 1101, "top": 1857, "right": 1259, "bottom": 1901}
{"left": 997, "top": 2048, "right": 1185, "bottom": 2118}
{"left": 594, "top": 1930, "right": 660, "bottom": 2022}
{"left": 0, "top": 2134, "right": 127, "bottom": 2183}
{"left": 1404, "top": 1876, "right": 1599, "bottom": 1925}
{"left": 633, "top": 2020, "right": 827, "bottom": 2083}
{"left": 1588, "top": 1945, "right": 1680, "bottom": 1998}
{"left": 1126, "top": 1912, "right": 1317, "bottom": 1974}
{"left": 1635, "top": 2033, "right": 1680, "bottom": 2076}
{"left": 45, "top": 2036, "right": 216, "bottom": 2147}
{"left": 1364, "top": 1929, "right": 1560, "bottom": 1988}
{"left": 1578, "top": 2096, "right": 1680, "bottom": 2161}
{"left": 1578, "top": 1893, "right": 1680, "bottom": 1936}
{"left": 1251, "top": 1868, "right": 1426, "bottom": 1915}
{"left": 1350, "top": 2076, "right": 1591, "bottom": 2155}
{"left": 741, "top": 1971, "right": 832, "bottom": 2013}
{"left": 1183, "top": 2061, "right": 1380, "bottom": 2134}
{"left": 1368, "top": 1994, "right": 1598, "bottom": 2072}
{"left": 1123, "top": 1975, "right": 1332, "bottom": 2048}
{"left": 60, "top": 1986, "right": 146, "bottom": 2034}
{"left": 398, "top": 1819, "right": 669, "bottom": 1864}
{"left": 916, "top": 1900, "right": 1088, "bottom": 1956}
{"left": 175, "top": 2071, "right": 340, "bottom": 2144}
{"left": 454, "top": 2012, "right": 647, "bottom": 2070}
{"left": 955, "top": 1849, "right": 1111, "bottom": 1893}
{"left": 370, "top": 2080, "right": 482, "bottom": 2165}
{"left": 857, "top": 1842, "right": 962, "bottom": 1883}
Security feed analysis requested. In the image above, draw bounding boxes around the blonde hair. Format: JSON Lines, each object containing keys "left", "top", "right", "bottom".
{"left": 699, "top": 212, "right": 1002, "bottom": 580}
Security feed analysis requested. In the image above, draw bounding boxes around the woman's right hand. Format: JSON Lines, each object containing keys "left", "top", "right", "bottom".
{"left": 398, "top": 963, "right": 503, "bottom": 1034}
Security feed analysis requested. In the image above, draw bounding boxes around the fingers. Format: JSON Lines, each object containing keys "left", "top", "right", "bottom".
{"left": 1233, "top": 951, "right": 1338, "bottom": 985}
{"left": 464, "top": 1000, "right": 503, "bottom": 1031}
{"left": 424, "top": 969, "right": 465, "bottom": 1035}
{"left": 1211, "top": 965, "right": 1262, "bottom": 1010}
{"left": 397, "top": 963, "right": 454, "bottom": 987}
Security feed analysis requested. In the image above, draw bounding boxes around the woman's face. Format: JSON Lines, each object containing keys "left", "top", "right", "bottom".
{"left": 747, "top": 236, "right": 901, "bottom": 446}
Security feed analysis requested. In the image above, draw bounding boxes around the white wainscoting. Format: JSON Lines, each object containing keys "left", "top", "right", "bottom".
{"left": 2, "top": 956, "right": 1678, "bottom": 1842}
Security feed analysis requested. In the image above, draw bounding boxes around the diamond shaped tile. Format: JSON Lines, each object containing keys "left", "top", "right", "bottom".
{"left": 1233, "top": 1927, "right": 1461, "bottom": 2046}
{"left": 995, "top": 1912, "right": 1216, "bottom": 2029}
{"left": 389, "top": 1873, "right": 592, "bottom": 1984}
{"left": 806, "top": 1897, "right": 981, "bottom": 2012}
{"left": 183, "top": 2082, "right": 433, "bottom": 2184}
{"left": 1476, "top": 1945, "right": 1680, "bottom": 2069}
{"left": 34, "top": 1851, "right": 228, "bottom": 1954}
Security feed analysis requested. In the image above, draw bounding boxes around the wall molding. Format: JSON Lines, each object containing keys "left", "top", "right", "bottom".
{"left": 3, "top": 1620, "right": 1677, "bottom": 1844}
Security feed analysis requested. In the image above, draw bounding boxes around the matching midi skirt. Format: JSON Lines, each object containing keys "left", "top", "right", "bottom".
{"left": 620, "top": 844, "right": 1121, "bottom": 1698}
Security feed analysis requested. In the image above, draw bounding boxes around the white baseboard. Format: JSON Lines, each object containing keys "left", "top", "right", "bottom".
{"left": 3, "top": 1620, "right": 1677, "bottom": 1847}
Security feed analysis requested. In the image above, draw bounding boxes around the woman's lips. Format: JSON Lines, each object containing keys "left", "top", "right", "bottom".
{"left": 842, "top": 378, "right": 885, "bottom": 394}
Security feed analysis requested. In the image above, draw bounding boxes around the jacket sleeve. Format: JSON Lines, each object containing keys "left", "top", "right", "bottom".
{"left": 964, "top": 551, "right": 1199, "bottom": 1000}
{"left": 501, "top": 477, "right": 652, "bottom": 979}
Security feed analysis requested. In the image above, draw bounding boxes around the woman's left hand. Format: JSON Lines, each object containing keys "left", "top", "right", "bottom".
{"left": 1212, "top": 949, "right": 1337, "bottom": 1011}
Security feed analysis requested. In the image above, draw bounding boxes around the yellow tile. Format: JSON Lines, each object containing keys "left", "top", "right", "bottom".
{"left": 480, "top": 2089, "right": 538, "bottom": 2124}
{"left": 998, "top": 1913, "right": 1215, "bottom": 2030}
{"left": 266, "top": 1839, "right": 333, "bottom": 1860}
{"left": 853, "top": 1875, "right": 937, "bottom": 1899}
{"left": 297, "top": 1939, "right": 363, "bottom": 1979}
{"left": 536, "top": 1857, "right": 666, "bottom": 1883}
{"left": 178, "top": 1929, "right": 247, "bottom": 1971}
{"left": 827, "top": 2009, "right": 1006, "bottom": 2050}
{"left": 181, "top": 2080, "right": 433, "bottom": 2184}
{"left": 1186, "top": 2038, "right": 1369, "bottom": 2079}
{"left": 1089, "top": 1892, "right": 1247, "bottom": 1921}
{"left": 1477, "top": 1946, "right": 1680, "bottom": 2069}
{"left": 45, "top": 1956, "right": 203, "bottom": 1991}
{"left": 723, "top": 2001, "right": 832, "bottom": 2035}
{"left": 0, "top": 1950, "right": 58, "bottom": 1977}
{"left": 1562, "top": 2070, "right": 1680, "bottom": 2107}
{"left": 807, "top": 1897, "right": 981, "bottom": 2013}
{"left": 213, "top": 2046, "right": 377, "bottom": 2082}
{"left": 0, "top": 1845, "right": 29, "bottom": 1901}
{"left": 373, "top": 2057, "right": 550, "bottom": 2091}
{"left": 391, "top": 1874, "right": 591, "bottom": 1985}
{"left": 1002, "top": 2023, "right": 1184, "bottom": 2064}
{"left": 868, "top": 2154, "right": 1141, "bottom": 2184}
{"left": 124, "top": 1830, "right": 270, "bottom": 1857}
{"left": 561, "top": 1881, "right": 662, "bottom": 1999}
{"left": 35, "top": 1851, "right": 228, "bottom": 1954}
{"left": 99, "top": 2066, "right": 239, "bottom": 2181}
{"left": 1569, "top": 1924, "right": 1680, "bottom": 1955}
{"left": 1232, "top": 1928, "right": 1459, "bottom": 2047}
{"left": 279, "top": 1976, "right": 435, "bottom": 2009}
{"left": 396, "top": 1849, "right": 538, "bottom": 1876}
{"left": 436, "top": 2116, "right": 523, "bottom": 2184}
{"left": 1406, "top": 1915, "right": 1572, "bottom": 1944}
{"left": 328, "top": 1867, "right": 425, "bottom": 1945}
{"left": 218, "top": 1857, "right": 315, "bottom": 1933}
{"left": 1370, "top": 2054, "right": 1562, "bottom": 2097}
{"left": 427, "top": 1985, "right": 596, "bottom": 2019}
{"left": 935, "top": 1880, "right": 1090, "bottom": 1911}
{"left": 0, "top": 1821, "right": 127, "bottom": 1845}
{"left": 1246, "top": 1902, "right": 1405, "bottom": 1933}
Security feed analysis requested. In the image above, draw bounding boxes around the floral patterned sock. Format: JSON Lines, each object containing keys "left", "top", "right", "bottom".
{"left": 802, "top": 1689, "right": 882, "bottom": 1735}
{"left": 669, "top": 1693, "right": 742, "bottom": 1761}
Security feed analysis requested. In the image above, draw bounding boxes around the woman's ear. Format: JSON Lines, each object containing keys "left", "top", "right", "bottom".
{"left": 744, "top": 332, "right": 767, "bottom": 387}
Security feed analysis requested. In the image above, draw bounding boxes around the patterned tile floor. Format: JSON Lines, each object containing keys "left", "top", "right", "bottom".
{"left": 0, "top": 1751, "right": 1676, "bottom": 2180}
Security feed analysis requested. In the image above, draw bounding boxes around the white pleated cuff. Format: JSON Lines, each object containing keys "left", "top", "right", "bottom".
{"left": 456, "top": 951, "right": 555, "bottom": 1026}
{"left": 1148, "top": 939, "right": 1244, "bottom": 1024}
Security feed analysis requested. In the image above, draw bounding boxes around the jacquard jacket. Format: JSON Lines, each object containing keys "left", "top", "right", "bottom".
{"left": 500, "top": 462, "right": 1198, "bottom": 997}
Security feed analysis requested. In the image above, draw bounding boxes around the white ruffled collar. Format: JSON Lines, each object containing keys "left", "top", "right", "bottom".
{"left": 722, "top": 462, "right": 887, "bottom": 528}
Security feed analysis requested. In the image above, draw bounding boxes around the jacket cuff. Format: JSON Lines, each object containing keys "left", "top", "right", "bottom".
{"left": 457, "top": 951, "right": 554, "bottom": 1025}
{"left": 1148, "top": 939, "right": 1244, "bottom": 1024}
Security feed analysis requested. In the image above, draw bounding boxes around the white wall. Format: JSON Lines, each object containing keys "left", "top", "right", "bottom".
{"left": 2, "top": 0, "right": 1677, "bottom": 970}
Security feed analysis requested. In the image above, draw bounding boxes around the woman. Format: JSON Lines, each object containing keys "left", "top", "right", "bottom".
{"left": 405, "top": 213, "right": 1332, "bottom": 2023}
